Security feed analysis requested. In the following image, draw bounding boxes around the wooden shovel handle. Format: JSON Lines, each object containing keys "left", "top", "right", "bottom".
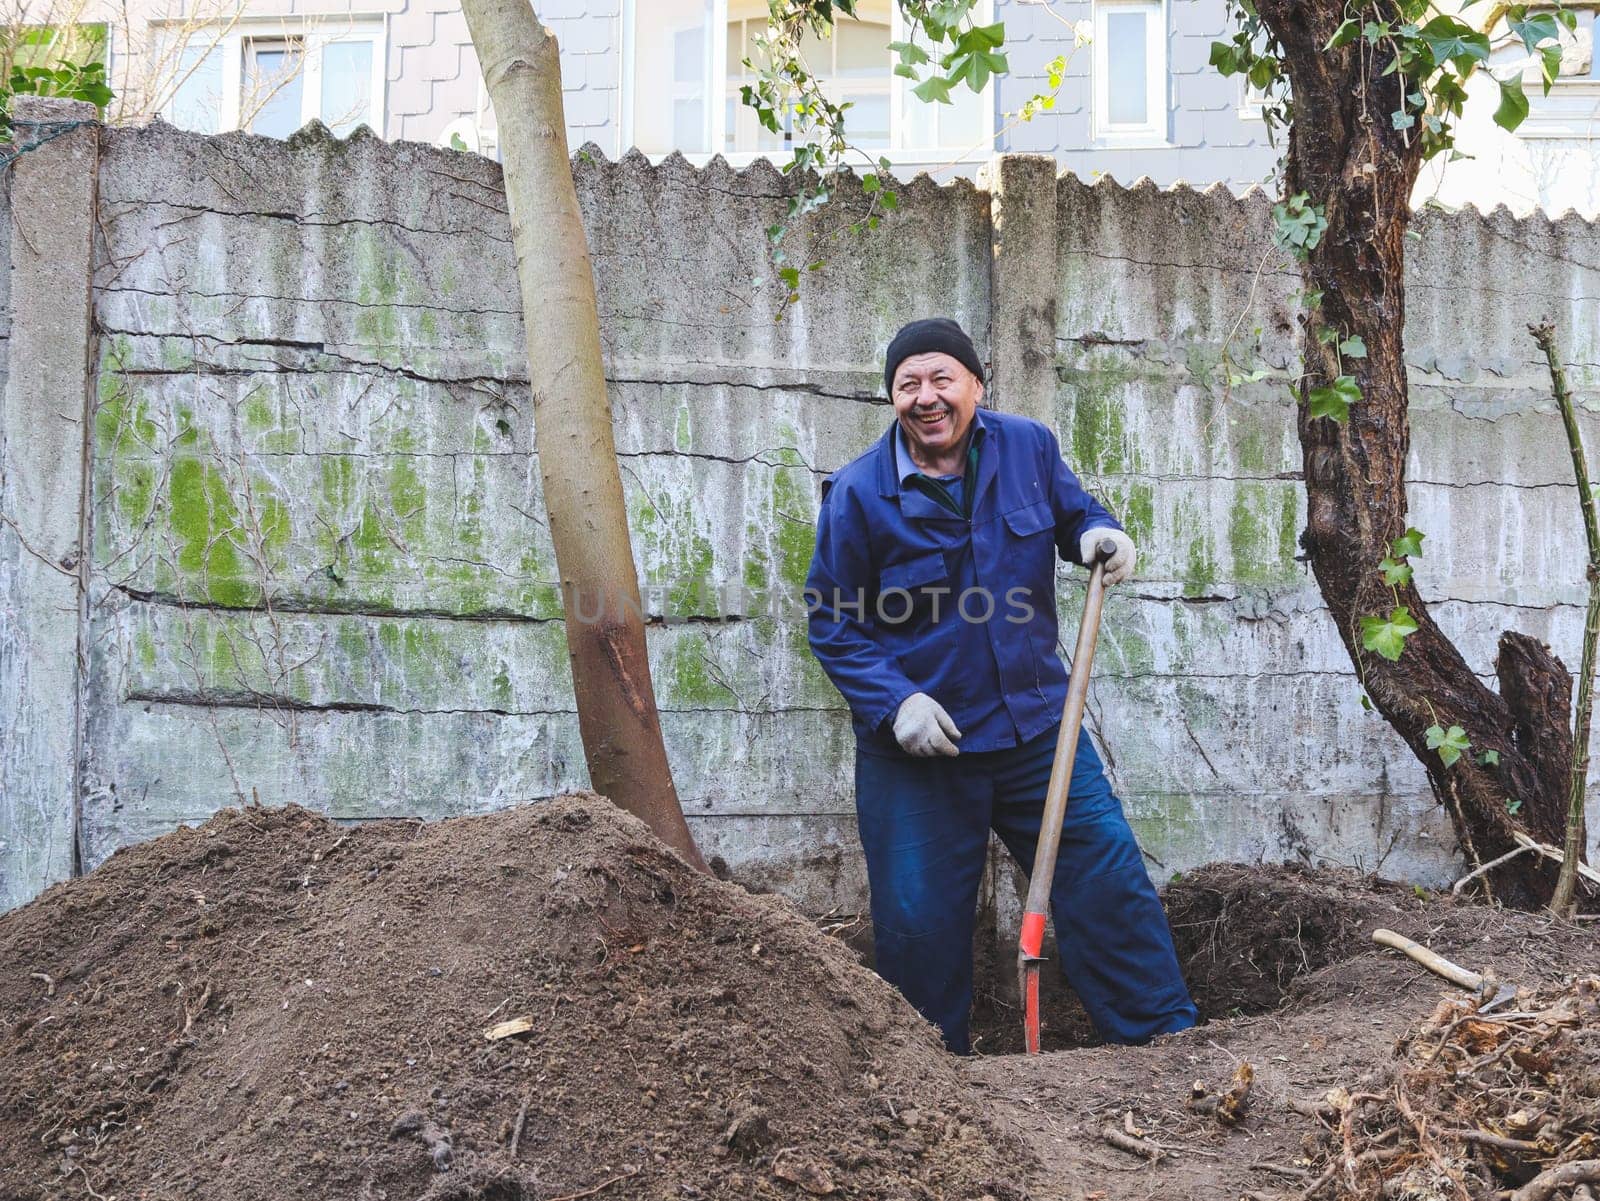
{"left": 1021, "top": 546, "right": 1115, "bottom": 928}
{"left": 1371, "top": 928, "right": 1484, "bottom": 992}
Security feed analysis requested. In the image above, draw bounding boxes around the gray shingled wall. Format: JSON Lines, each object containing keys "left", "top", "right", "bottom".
{"left": 2, "top": 112, "right": 1597, "bottom": 915}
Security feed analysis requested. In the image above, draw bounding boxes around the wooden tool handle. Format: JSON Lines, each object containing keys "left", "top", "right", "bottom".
{"left": 1371, "top": 928, "right": 1483, "bottom": 992}
{"left": 1021, "top": 557, "right": 1111, "bottom": 926}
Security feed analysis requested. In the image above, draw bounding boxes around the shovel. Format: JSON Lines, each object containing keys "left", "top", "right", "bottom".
{"left": 1018, "top": 537, "right": 1117, "bottom": 1055}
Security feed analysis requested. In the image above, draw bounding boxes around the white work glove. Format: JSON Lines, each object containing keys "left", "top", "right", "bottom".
{"left": 1078, "top": 527, "right": 1136, "bottom": 586}
{"left": 892, "top": 692, "right": 962, "bottom": 757}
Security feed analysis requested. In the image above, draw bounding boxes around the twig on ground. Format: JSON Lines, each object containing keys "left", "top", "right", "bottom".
{"left": 1099, "top": 1124, "right": 1164, "bottom": 1161}
{"left": 1511, "top": 1160, "right": 1600, "bottom": 1201}
{"left": 508, "top": 1088, "right": 531, "bottom": 1160}
{"left": 1251, "top": 1160, "right": 1311, "bottom": 1180}
{"left": 545, "top": 1165, "right": 641, "bottom": 1201}
{"left": 1451, "top": 843, "right": 1534, "bottom": 895}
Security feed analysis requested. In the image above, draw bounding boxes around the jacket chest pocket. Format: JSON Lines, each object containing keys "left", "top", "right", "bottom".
{"left": 876, "top": 550, "right": 951, "bottom": 626}
{"left": 1002, "top": 501, "right": 1053, "bottom": 540}
{"left": 999, "top": 502, "right": 1056, "bottom": 599}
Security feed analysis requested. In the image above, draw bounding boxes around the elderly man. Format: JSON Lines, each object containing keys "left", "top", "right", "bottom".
{"left": 805, "top": 317, "right": 1198, "bottom": 1054}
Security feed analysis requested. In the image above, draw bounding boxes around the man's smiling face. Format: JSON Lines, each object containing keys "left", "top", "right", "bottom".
{"left": 892, "top": 352, "right": 983, "bottom": 466}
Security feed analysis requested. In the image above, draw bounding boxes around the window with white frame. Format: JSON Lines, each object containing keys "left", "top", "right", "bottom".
{"left": 157, "top": 17, "right": 386, "bottom": 140}
{"left": 1092, "top": 0, "right": 1167, "bottom": 140}
{"left": 625, "top": 0, "right": 990, "bottom": 160}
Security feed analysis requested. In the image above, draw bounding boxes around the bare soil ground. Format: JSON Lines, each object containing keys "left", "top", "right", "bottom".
{"left": 1, "top": 799, "right": 1594, "bottom": 1201}
{"left": 968, "top": 866, "right": 1598, "bottom": 1200}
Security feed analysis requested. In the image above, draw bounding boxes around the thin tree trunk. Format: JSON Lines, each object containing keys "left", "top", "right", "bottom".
{"left": 459, "top": 0, "right": 706, "bottom": 870}
{"left": 1254, "top": 0, "right": 1574, "bottom": 906}
{"left": 1531, "top": 323, "right": 1595, "bottom": 915}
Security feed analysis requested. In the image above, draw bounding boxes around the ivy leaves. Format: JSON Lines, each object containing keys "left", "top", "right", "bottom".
{"left": 4, "top": 58, "right": 112, "bottom": 118}
{"left": 1215, "top": 2, "right": 1576, "bottom": 163}
{"left": 1425, "top": 723, "right": 1471, "bottom": 767}
{"left": 1308, "top": 375, "right": 1362, "bottom": 422}
{"left": 743, "top": 0, "right": 1011, "bottom": 315}
{"left": 1493, "top": 77, "right": 1531, "bottom": 132}
{"left": 1271, "top": 192, "right": 1327, "bottom": 258}
{"left": 1361, "top": 607, "right": 1418, "bottom": 661}
{"left": 1360, "top": 528, "right": 1425, "bottom": 661}
{"left": 1357, "top": 526, "right": 1474, "bottom": 770}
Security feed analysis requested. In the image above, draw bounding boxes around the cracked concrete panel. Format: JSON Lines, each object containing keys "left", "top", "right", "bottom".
{"left": 1406, "top": 479, "right": 1597, "bottom": 602}
{"left": 91, "top": 445, "right": 557, "bottom": 618}
{"left": 575, "top": 152, "right": 992, "bottom": 376}
{"left": 684, "top": 814, "right": 866, "bottom": 914}
{"left": 76, "top": 704, "right": 857, "bottom": 867}
{"left": 1406, "top": 205, "right": 1600, "bottom": 389}
{"left": 609, "top": 379, "right": 889, "bottom": 474}
{"left": 1091, "top": 670, "right": 1434, "bottom": 798}
{"left": 1121, "top": 789, "right": 1462, "bottom": 884}
{"left": 98, "top": 123, "right": 509, "bottom": 238}
{"left": 93, "top": 354, "right": 534, "bottom": 460}
{"left": 1053, "top": 355, "right": 1600, "bottom": 492}
{"left": 1055, "top": 178, "right": 1303, "bottom": 372}
{"left": 77, "top": 703, "right": 590, "bottom": 871}
{"left": 110, "top": 603, "right": 840, "bottom": 720}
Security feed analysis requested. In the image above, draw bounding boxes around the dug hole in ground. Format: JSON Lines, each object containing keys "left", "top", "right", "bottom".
{"left": 1, "top": 795, "right": 1595, "bottom": 1201}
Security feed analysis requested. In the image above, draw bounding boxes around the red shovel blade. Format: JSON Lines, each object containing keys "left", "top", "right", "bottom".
{"left": 1018, "top": 910, "right": 1046, "bottom": 1055}
{"left": 1021, "top": 961, "right": 1041, "bottom": 1053}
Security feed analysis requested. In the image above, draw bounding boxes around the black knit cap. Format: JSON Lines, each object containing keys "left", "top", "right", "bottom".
{"left": 883, "top": 317, "right": 985, "bottom": 396}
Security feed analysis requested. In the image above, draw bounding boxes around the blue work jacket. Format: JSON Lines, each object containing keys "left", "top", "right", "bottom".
{"left": 806, "top": 407, "right": 1121, "bottom": 754}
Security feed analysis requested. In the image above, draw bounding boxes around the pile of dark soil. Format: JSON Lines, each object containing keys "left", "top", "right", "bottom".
{"left": 970, "top": 862, "right": 1416, "bottom": 1054}
{"left": 1164, "top": 862, "right": 1418, "bottom": 1017}
{"left": 0, "top": 797, "right": 1029, "bottom": 1201}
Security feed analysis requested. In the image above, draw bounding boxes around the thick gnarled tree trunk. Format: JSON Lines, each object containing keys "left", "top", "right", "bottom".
{"left": 459, "top": 0, "right": 706, "bottom": 870}
{"left": 1256, "top": 0, "right": 1580, "bottom": 907}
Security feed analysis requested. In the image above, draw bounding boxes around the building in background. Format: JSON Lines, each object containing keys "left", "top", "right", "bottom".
{"left": 33, "top": 0, "right": 1600, "bottom": 215}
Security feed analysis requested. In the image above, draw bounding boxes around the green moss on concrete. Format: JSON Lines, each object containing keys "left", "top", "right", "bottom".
{"left": 320, "top": 455, "right": 358, "bottom": 511}
{"left": 491, "top": 661, "right": 513, "bottom": 710}
{"left": 1117, "top": 482, "right": 1155, "bottom": 546}
{"left": 1126, "top": 792, "right": 1200, "bottom": 857}
{"left": 169, "top": 458, "right": 257, "bottom": 607}
{"left": 175, "top": 406, "right": 200, "bottom": 448}
{"left": 243, "top": 387, "right": 276, "bottom": 435}
{"left": 388, "top": 458, "right": 426, "bottom": 527}
{"left": 663, "top": 631, "right": 733, "bottom": 707}
{"left": 771, "top": 467, "right": 816, "bottom": 595}
{"left": 1066, "top": 370, "right": 1140, "bottom": 477}
{"left": 1279, "top": 487, "right": 1300, "bottom": 568}
{"left": 95, "top": 341, "right": 158, "bottom": 454}
{"left": 116, "top": 461, "right": 157, "bottom": 525}
{"left": 1234, "top": 423, "right": 1270, "bottom": 476}
{"left": 1099, "top": 609, "right": 1155, "bottom": 676}
{"left": 160, "top": 337, "right": 195, "bottom": 372}
{"left": 134, "top": 626, "right": 157, "bottom": 673}
{"left": 1183, "top": 530, "right": 1217, "bottom": 596}
{"left": 743, "top": 520, "right": 768, "bottom": 593}
{"left": 1229, "top": 482, "right": 1301, "bottom": 584}
{"left": 352, "top": 226, "right": 410, "bottom": 348}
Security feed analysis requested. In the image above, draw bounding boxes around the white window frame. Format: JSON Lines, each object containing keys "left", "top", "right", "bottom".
{"left": 620, "top": 0, "right": 995, "bottom": 167}
{"left": 1091, "top": 0, "right": 1168, "bottom": 144}
{"left": 152, "top": 14, "right": 389, "bottom": 139}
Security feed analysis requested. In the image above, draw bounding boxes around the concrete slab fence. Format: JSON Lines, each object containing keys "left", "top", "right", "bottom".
{"left": 3, "top": 95, "right": 1598, "bottom": 914}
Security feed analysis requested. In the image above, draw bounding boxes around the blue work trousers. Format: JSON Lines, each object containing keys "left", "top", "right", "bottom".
{"left": 855, "top": 722, "right": 1198, "bottom": 1053}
